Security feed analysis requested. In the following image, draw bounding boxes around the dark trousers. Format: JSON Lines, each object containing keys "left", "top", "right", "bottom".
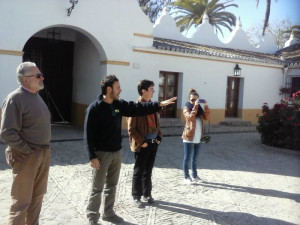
{"left": 132, "top": 143, "right": 158, "bottom": 199}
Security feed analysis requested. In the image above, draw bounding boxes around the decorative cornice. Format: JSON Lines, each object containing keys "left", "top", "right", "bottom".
{"left": 153, "top": 37, "right": 283, "bottom": 65}
{"left": 134, "top": 33, "right": 154, "bottom": 39}
{"left": 101, "top": 60, "right": 130, "bottom": 66}
{"left": 0, "top": 49, "right": 24, "bottom": 56}
{"left": 133, "top": 48, "right": 282, "bottom": 69}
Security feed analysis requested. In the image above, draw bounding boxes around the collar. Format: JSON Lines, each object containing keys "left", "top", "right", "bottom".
{"left": 21, "top": 85, "right": 37, "bottom": 94}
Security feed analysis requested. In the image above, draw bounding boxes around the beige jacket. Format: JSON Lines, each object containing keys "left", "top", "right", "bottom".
{"left": 181, "top": 103, "right": 210, "bottom": 141}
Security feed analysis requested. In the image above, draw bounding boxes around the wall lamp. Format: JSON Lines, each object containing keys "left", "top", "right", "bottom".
{"left": 234, "top": 64, "right": 241, "bottom": 76}
{"left": 67, "top": 0, "right": 78, "bottom": 16}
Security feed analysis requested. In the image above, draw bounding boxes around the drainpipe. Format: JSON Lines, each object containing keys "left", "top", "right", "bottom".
{"left": 283, "top": 64, "right": 288, "bottom": 87}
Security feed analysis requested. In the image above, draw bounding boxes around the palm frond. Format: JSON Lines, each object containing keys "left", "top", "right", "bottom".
{"left": 172, "top": 0, "right": 237, "bottom": 35}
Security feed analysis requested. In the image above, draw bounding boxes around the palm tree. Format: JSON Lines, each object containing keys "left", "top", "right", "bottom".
{"left": 138, "top": 0, "right": 172, "bottom": 23}
{"left": 171, "top": 0, "right": 238, "bottom": 37}
{"left": 256, "top": 0, "right": 278, "bottom": 36}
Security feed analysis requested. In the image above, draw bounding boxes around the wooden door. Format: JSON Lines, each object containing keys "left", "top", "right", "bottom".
{"left": 225, "top": 77, "right": 240, "bottom": 117}
{"left": 159, "top": 71, "right": 178, "bottom": 118}
{"left": 23, "top": 37, "right": 74, "bottom": 123}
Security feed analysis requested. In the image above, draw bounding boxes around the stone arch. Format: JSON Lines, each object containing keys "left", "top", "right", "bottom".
{"left": 21, "top": 24, "right": 107, "bottom": 60}
{"left": 22, "top": 24, "right": 108, "bottom": 126}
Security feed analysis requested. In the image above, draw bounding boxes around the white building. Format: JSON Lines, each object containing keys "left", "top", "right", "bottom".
{"left": 0, "top": 0, "right": 299, "bottom": 127}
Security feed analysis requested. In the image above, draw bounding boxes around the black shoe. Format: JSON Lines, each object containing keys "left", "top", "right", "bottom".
{"left": 102, "top": 214, "right": 124, "bottom": 224}
{"left": 89, "top": 222, "right": 102, "bottom": 225}
{"left": 143, "top": 196, "right": 155, "bottom": 204}
{"left": 133, "top": 198, "right": 144, "bottom": 208}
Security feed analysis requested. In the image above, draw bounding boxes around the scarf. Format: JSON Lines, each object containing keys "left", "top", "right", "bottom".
{"left": 141, "top": 98, "right": 157, "bottom": 134}
{"left": 185, "top": 101, "right": 204, "bottom": 117}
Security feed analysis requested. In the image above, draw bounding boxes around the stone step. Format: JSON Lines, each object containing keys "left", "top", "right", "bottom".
{"left": 220, "top": 118, "right": 253, "bottom": 126}
{"left": 122, "top": 124, "right": 257, "bottom": 138}
{"left": 121, "top": 118, "right": 256, "bottom": 138}
{"left": 159, "top": 118, "right": 184, "bottom": 128}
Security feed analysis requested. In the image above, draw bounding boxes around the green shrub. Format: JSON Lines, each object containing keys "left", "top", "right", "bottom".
{"left": 257, "top": 91, "right": 300, "bottom": 150}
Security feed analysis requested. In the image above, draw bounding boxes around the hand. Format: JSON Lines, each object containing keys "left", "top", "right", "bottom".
{"left": 204, "top": 100, "right": 208, "bottom": 107}
{"left": 156, "top": 140, "right": 161, "bottom": 145}
{"left": 195, "top": 99, "right": 200, "bottom": 105}
{"left": 160, "top": 97, "right": 177, "bottom": 107}
{"left": 90, "top": 158, "right": 100, "bottom": 170}
{"left": 141, "top": 142, "right": 148, "bottom": 148}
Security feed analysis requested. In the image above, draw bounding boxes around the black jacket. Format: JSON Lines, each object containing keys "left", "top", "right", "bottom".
{"left": 84, "top": 94, "right": 161, "bottom": 160}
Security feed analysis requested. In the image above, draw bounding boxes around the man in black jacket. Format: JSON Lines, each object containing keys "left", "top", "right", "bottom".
{"left": 84, "top": 75, "right": 176, "bottom": 225}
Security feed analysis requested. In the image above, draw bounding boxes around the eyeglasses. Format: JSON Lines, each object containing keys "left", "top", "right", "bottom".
{"left": 190, "top": 99, "right": 198, "bottom": 102}
{"left": 24, "top": 73, "right": 44, "bottom": 79}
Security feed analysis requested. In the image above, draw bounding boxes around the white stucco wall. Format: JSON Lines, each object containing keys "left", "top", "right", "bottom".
{"left": 287, "top": 68, "right": 300, "bottom": 76}
{"left": 240, "top": 65, "right": 282, "bottom": 107}
{"left": 0, "top": 0, "right": 153, "bottom": 104}
{"left": 72, "top": 32, "right": 107, "bottom": 105}
{"left": 0, "top": 0, "right": 285, "bottom": 124}
{"left": 0, "top": 0, "right": 152, "bottom": 56}
{"left": 130, "top": 49, "right": 283, "bottom": 110}
{"left": 0, "top": 55, "right": 22, "bottom": 102}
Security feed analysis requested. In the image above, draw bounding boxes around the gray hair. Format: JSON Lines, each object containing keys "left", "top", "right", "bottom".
{"left": 16, "top": 62, "right": 37, "bottom": 85}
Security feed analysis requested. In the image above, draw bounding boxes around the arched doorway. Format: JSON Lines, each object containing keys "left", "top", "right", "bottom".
{"left": 23, "top": 36, "right": 74, "bottom": 123}
{"left": 22, "top": 26, "right": 107, "bottom": 125}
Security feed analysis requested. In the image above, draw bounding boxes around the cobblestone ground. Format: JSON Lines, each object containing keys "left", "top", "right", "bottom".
{"left": 0, "top": 127, "right": 300, "bottom": 225}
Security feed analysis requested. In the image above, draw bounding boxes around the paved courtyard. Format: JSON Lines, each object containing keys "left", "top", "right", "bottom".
{"left": 0, "top": 125, "right": 300, "bottom": 225}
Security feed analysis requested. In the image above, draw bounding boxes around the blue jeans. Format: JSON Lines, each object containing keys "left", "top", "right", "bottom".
{"left": 183, "top": 142, "right": 201, "bottom": 178}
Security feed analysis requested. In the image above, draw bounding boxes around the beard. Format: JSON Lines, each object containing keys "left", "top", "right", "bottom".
{"left": 110, "top": 92, "right": 119, "bottom": 100}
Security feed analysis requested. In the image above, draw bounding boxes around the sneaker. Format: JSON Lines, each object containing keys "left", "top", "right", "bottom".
{"left": 142, "top": 196, "right": 155, "bottom": 204}
{"left": 102, "top": 214, "right": 124, "bottom": 224}
{"left": 133, "top": 198, "right": 144, "bottom": 208}
{"left": 184, "top": 177, "right": 193, "bottom": 184}
{"left": 192, "top": 176, "right": 204, "bottom": 183}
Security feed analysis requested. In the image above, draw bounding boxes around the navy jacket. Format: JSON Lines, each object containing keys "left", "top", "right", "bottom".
{"left": 84, "top": 94, "right": 161, "bottom": 160}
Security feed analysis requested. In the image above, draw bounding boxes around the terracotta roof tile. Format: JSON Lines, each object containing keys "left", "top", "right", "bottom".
{"left": 276, "top": 44, "right": 300, "bottom": 66}
{"left": 153, "top": 37, "right": 284, "bottom": 65}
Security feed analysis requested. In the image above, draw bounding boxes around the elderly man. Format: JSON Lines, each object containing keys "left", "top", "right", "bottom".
{"left": 0, "top": 62, "right": 51, "bottom": 225}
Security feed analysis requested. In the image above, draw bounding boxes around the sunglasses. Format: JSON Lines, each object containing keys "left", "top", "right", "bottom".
{"left": 190, "top": 99, "right": 198, "bottom": 102}
{"left": 25, "top": 73, "right": 44, "bottom": 79}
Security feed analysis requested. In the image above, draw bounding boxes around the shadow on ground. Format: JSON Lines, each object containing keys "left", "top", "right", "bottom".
{"left": 1, "top": 126, "right": 300, "bottom": 180}
{"left": 200, "top": 181, "right": 300, "bottom": 203}
{"left": 154, "top": 200, "right": 298, "bottom": 225}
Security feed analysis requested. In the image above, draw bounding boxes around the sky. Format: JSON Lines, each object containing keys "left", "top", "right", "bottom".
{"left": 184, "top": 0, "right": 300, "bottom": 42}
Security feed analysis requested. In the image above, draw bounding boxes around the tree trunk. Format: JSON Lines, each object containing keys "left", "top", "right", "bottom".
{"left": 262, "top": 0, "right": 271, "bottom": 36}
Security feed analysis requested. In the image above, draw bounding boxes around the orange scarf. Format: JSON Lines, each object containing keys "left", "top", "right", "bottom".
{"left": 141, "top": 98, "right": 157, "bottom": 134}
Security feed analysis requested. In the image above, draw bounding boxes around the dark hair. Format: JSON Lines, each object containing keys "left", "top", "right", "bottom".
{"left": 137, "top": 79, "right": 154, "bottom": 96}
{"left": 100, "top": 75, "right": 119, "bottom": 95}
{"left": 189, "top": 88, "right": 199, "bottom": 98}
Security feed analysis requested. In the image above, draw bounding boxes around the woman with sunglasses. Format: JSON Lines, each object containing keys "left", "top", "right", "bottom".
{"left": 182, "top": 88, "right": 210, "bottom": 184}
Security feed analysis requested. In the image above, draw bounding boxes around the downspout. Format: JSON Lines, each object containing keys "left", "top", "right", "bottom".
{"left": 283, "top": 64, "right": 288, "bottom": 87}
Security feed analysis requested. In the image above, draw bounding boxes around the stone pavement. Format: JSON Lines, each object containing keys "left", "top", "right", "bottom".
{"left": 0, "top": 125, "right": 300, "bottom": 225}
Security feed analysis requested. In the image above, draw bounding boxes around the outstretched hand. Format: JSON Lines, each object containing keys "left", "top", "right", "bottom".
{"left": 160, "top": 97, "right": 177, "bottom": 107}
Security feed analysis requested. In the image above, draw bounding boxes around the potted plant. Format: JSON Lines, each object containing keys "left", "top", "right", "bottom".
{"left": 279, "top": 87, "right": 292, "bottom": 95}
{"left": 257, "top": 91, "right": 300, "bottom": 150}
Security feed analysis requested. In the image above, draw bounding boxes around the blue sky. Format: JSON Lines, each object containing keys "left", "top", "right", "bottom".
{"left": 184, "top": 0, "right": 300, "bottom": 41}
